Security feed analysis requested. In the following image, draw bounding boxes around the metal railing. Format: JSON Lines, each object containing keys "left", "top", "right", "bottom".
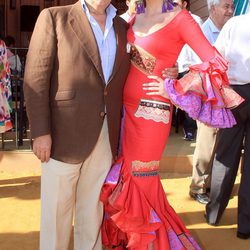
{"left": 0, "top": 47, "right": 32, "bottom": 151}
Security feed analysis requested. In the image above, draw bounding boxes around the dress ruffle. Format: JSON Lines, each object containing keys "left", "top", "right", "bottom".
{"left": 164, "top": 49, "right": 244, "bottom": 128}
{"left": 101, "top": 159, "right": 201, "bottom": 250}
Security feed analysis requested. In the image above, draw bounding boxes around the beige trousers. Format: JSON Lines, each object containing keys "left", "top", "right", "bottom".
{"left": 40, "top": 118, "right": 112, "bottom": 250}
{"left": 190, "top": 121, "right": 217, "bottom": 194}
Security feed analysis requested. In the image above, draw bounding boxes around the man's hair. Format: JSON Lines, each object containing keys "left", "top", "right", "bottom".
{"left": 207, "top": 0, "right": 221, "bottom": 11}
{"left": 4, "top": 35, "right": 15, "bottom": 47}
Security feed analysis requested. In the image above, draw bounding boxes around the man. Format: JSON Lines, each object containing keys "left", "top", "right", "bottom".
{"left": 202, "top": 0, "right": 234, "bottom": 44}
{"left": 189, "top": 0, "right": 234, "bottom": 204}
{"left": 120, "top": 0, "right": 137, "bottom": 22}
{"left": 24, "top": 0, "right": 130, "bottom": 249}
{"left": 174, "top": 0, "right": 202, "bottom": 141}
{"left": 4, "top": 35, "right": 22, "bottom": 74}
{"left": 206, "top": 3, "right": 250, "bottom": 239}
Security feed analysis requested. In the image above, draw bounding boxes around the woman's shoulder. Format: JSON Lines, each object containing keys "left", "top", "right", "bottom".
{"left": 172, "top": 8, "right": 193, "bottom": 21}
{"left": 170, "top": 8, "right": 197, "bottom": 28}
{"left": 163, "top": 7, "right": 192, "bottom": 27}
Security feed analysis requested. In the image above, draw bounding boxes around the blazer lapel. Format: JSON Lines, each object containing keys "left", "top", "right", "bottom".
{"left": 108, "top": 16, "right": 126, "bottom": 84}
{"left": 68, "top": 2, "right": 105, "bottom": 82}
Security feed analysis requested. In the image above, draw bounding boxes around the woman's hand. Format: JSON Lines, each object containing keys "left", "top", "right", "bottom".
{"left": 143, "top": 75, "right": 169, "bottom": 99}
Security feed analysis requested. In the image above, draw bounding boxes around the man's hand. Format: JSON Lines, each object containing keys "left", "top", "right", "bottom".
{"left": 33, "top": 134, "right": 52, "bottom": 163}
{"left": 162, "top": 63, "right": 178, "bottom": 79}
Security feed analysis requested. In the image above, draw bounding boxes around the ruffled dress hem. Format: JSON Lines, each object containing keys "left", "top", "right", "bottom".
{"left": 101, "top": 159, "right": 201, "bottom": 250}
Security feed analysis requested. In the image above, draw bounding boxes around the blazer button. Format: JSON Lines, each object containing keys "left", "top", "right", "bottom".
{"left": 104, "top": 90, "right": 108, "bottom": 96}
{"left": 100, "top": 112, "right": 106, "bottom": 118}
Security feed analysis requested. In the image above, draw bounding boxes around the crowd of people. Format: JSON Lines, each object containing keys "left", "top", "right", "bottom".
{"left": 1, "top": 0, "right": 249, "bottom": 249}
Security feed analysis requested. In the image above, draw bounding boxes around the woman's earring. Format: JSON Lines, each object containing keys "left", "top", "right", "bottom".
{"left": 162, "top": 0, "right": 177, "bottom": 13}
{"left": 136, "top": 0, "right": 145, "bottom": 14}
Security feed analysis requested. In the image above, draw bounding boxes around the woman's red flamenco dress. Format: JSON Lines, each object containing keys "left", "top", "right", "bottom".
{"left": 100, "top": 10, "right": 243, "bottom": 250}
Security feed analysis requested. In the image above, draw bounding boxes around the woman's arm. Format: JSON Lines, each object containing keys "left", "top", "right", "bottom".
{"left": 178, "top": 11, "right": 216, "bottom": 61}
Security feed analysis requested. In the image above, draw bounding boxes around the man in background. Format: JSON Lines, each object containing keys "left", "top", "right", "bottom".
{"left": 174, "top": 0, "right": 203, "bottom": 141}
{"left": 4, "top": 35, "right": 22, "bottom": 74}
{"left": 206, "top": 1, "right": 250, "bottom": 238}
{"left": 189, "top": 0, "right": 234, "bottom": 204}
{"left": 120, "top": 0, "right": 137, "bottom": 22}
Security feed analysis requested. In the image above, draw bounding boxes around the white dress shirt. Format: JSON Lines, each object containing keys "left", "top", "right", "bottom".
{"left": 7, "top": 49, "right": 22, "bottom": 73}
{"left": 81, "top": 0, "right": 117, "bottom": 84}
{"left": 215, "top": 12, "right": 250, "bottom": 85}
{"left": 201, "top": 17, "right": 220, "bottom": 45}
{"left": 120, "top": 11, "right": 131, "bottom": 22}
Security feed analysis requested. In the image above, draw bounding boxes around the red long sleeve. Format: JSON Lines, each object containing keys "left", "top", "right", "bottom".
{"left": 177, "top": 10, "right": 215, "bottom": 61}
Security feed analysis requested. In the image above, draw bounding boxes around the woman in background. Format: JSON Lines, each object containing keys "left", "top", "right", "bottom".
{"left": 100, "top": 0, "right": 243, "bottom": 249}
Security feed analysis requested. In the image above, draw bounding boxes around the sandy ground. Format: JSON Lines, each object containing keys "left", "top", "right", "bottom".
{"left": 0, "top": 172, "right": 249, "bottom": 250}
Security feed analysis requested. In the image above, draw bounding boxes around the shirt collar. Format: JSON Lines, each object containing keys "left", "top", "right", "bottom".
{"left": 81, "top": 0, "right": 117, "bottom": 20}
{"left": 207, "top": 17, "right": 221, "bottom": 33}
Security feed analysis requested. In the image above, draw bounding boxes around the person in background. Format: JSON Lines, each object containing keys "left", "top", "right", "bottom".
{"left": 174, "top": 0, "right": 202, "bottom": 141}
{"left": 24, "top": 0, "right": 130, "bottom": 249}
{"left": 206, "top": 2, "right": 250, "bottom": 239}
{"left": 120, "top": 0, "right": 138, "bottom": 22}
{"left": 189, "top": 0, "right": 234, "bottom": 205}
{"left": 4, "top": 35, "right": 22, "bottom": 74}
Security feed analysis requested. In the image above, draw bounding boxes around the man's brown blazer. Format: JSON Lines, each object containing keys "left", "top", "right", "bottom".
{"left": 24, "top": 1, "right": 130, "bottom": 163}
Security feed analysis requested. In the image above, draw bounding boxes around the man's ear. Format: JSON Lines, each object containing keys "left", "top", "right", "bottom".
{"left": 183, "top": 1, "right": 188, "bottom": 9}
{"left": 210, "top": 4, "right": 215, "bottom": 13}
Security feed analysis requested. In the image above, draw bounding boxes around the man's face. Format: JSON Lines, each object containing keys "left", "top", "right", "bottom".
{"left": 212, "top": 0, "right": 234, "bottom": 28}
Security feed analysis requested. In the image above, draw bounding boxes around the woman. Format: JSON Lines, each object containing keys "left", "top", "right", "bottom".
{"left": 100, "top": 0, "right": 243, "bottom": 249}
{"left": 0, "top": 38, "right": 12, "bottom": 133}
